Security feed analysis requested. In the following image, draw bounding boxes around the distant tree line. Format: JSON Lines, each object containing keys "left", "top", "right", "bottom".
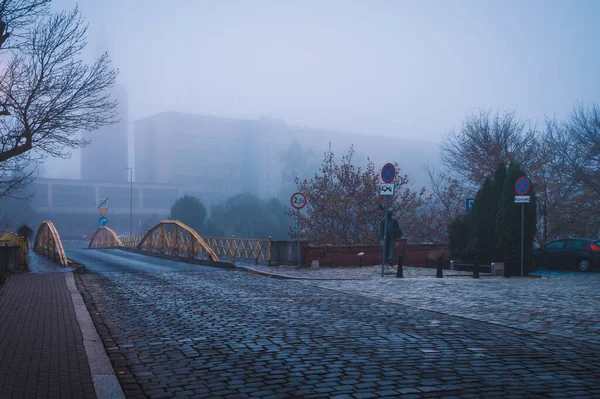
{"left": 429, "top": 103, "right": 600, "bottom": 245}
{"left": 169, "top": 194, "right": 291, "bottom": 240}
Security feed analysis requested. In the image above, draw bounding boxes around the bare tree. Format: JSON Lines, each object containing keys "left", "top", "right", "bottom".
{"left": 0, "top": 0, "right": 50, "bottom": 49}
{"left": 554, "top": 104, "right": 600, "bottom": 194}
{"left": 0, "top": 3, "right": 117, "bottom": 198}
{"left": 440, "top": 109, "right": 537, "bottom": 187}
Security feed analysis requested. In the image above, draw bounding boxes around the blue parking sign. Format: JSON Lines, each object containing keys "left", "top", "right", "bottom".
{"left": 466, "top": 198, "right": 475, "bottom": 212}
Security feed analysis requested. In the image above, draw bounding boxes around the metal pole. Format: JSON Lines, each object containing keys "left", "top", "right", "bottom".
{"left": 381, "top": 196, "right": 390, "bottom": 277}
{"left": 521, "top": 203, "right": 524, "bottom": 277}
{"left": 129, "top": 167, "right": 133, "bottom": 236}
{"left": 544, "top": 195, "right": 547, "bottom": 247}
{"left": 297, "top": 208, "right": 301, "bottom": 267}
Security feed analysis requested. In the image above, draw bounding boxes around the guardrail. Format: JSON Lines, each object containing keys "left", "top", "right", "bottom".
{"left": 203, "top": 236, "right": 271, "bottom": 265}
{"left": 33, "top": 221, "right": 68, "bottom": 266}
{"left": 88, "top": 226, "right": 123, "bottom": 248}
{"left": 0, "top": 231, "right": 28, "bottom": 265}
{"left": 87, "top": 220, "right": 272, "bottom": 265}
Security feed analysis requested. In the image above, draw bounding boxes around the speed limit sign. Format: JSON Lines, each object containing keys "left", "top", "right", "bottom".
{"left": 290, "top": 192, "right": 307, "bottom": 210}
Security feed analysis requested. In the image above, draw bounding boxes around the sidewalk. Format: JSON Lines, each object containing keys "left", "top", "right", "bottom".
{"left": 0, "top": 252, "right": 121, "bottom": 399}
{"left": 237, "top": 262, "right": 480, "bottom": 280}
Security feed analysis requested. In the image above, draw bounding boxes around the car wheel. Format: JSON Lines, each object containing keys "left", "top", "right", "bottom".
{"left": 577, "top": 259, "right": 591, "bottom": 272}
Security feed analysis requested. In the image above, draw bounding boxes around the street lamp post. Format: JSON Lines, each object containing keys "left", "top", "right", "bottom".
{"left": 126, "top": 167, "right": 133, "bottom": 236}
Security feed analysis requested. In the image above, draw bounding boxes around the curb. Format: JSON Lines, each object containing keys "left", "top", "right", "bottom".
{"left": 239, "top": 266, "right": 369, "bottom": 281}
{"left": 66, "top": 271, "right": 126, "bottom": 399}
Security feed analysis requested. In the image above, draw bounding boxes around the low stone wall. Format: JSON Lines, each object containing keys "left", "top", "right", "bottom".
{"left": 404, "top": 243, "right": 449, "bottom": 267}
{"left": 270, "top": 239, "right": 449, "bottom": 267}
{"left": 0, "top": 246, "right": 27, "bottom": 283}
{"left": 300, "top": 239, "right": 408, "bottom": 267}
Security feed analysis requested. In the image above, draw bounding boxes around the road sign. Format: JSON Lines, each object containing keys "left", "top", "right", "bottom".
{"left": 466, "top": 198, "right": 475, "bottom": 212}
{"left": 515, "top": 195, "right": 531, "bottom": 203}
{"left": 514, "top": 177, "right": 530, "bottom": 196}
{"left": 98, "top": 198, "right": 108, "bottom": 216}
{"left": 381, "top": 163, "right": 396, "bottom": 184}
{"left": 98, "top": 216, "right": 108, "bottom": 226}
{"left": 380, "top": 183, "right": 394, "bottom": 196}
{"left": 290, "top": 192, "right": 307, "bottom": 210}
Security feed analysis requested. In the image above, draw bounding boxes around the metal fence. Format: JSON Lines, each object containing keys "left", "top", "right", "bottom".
{"left": 114, "top": 232, "right": 271, "bottom": 265}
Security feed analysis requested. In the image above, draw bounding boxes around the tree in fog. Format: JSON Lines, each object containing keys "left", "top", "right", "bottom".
{"left": 439, "top": 109, "right": 538, "bottom": 187}
{"left": 427, "top": 109, "right": 538, "bottom": 242}
{"left": 291, "top": 145, "right": 429, "bottom": 245}
{"left": 204, "top": 194, "right": 291, "bottom": 240}
{"left": 542, "top": 104, "right": 600, "bottom": 238}
{"left": 170, "top": 195, "right": 206, "bottom": 232}
{"left": 0, "top": 2, "right": 118, "bottom": 198}
{"left": 550, "top": 104, "right": 600, "bottom": 195}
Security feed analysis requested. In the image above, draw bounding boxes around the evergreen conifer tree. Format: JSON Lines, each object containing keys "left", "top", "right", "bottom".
{"left": 496, "top": 162, "right": 537, "bottom": 276}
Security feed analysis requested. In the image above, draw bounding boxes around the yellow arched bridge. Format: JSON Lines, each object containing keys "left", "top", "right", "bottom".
{"left": 28, "top": 220, "right": 272, "bottom": 267}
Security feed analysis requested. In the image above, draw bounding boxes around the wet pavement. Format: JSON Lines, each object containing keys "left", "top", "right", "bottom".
{"left": 65, "top": 246, "right": 600, "bottom": 398}
{"left": 0, "top": 251, "right": 97, "bottom": 398}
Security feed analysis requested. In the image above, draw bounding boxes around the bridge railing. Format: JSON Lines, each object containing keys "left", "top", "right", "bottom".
{"left": 33, "top": 221, "right": 68, "bottom": 266}
{"left": 88, "top": 226, "right": 123, "bottom": 248}
{"left": 88, "top": 220, "right": 272, "bottom": 265}
{"left": 0, "top": 231, "right": 28, "bottom": 265}
{"left": 203, "top": 236, "right": 271, "bottom": 265}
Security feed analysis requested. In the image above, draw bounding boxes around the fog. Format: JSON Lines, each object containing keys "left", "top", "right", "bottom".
{"left": 44, "top": 0, "right": 600, "bottom": 183}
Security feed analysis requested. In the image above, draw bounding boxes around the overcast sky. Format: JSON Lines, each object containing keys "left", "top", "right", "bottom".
{"left": 46, "top": 0, "right": 600, "bottom": 178}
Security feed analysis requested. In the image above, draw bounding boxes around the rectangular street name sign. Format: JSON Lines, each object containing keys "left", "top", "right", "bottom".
{"left": 380, "top": 183, "right": 394, "bottom": 196}
{"left": 514, "top": 195, "right": 531, "bottom": 203}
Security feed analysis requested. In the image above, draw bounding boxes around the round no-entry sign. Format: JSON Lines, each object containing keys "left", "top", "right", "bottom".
{"left": 514, "top": 177, "right": 531, "bottom": 195}
{"left": 290, "top": 192, "right": 307, "bottom": 210}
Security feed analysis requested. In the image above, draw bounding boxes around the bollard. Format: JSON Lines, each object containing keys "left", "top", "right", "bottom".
{"left": 436, "top": 256, "right": 443, "bottom": 278}
{"left": 473, "top": 256, "right": 480, "bottom": 279}
{"left": 396, "top": 255, "right": 404, "bottom": 278}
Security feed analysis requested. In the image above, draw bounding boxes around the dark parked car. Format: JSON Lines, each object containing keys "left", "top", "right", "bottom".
{"left": 534, "top": 238, "right": 600, "bottom": 272}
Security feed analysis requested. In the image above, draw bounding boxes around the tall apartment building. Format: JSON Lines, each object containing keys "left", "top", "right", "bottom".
{"left": 133, "top": 111, "right": 438, "bottom": 204}
{"left": 81, "top": 85, "right": 129, "bottom": 182}
{"left": 134, "top": 112, "right": 282, "bottom": 201}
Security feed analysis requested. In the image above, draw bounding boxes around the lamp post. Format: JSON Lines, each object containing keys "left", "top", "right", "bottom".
{"left": 125, "top": 167, "right": 133, "bottom": 236}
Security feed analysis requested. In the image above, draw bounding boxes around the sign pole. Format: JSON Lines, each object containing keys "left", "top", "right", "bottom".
{"left": 514, "top": 177, "right": 530, "bottom": 278}
{"left": 521, "top": 203, "right": 524, "bottom": 277}
{"left": 381, "top": 196, "right": 390, "bottom": 277}
{"left": 379, "top": 163, "right": 396, "bottom": 277}
{"left": 297, "top": 208, "right": 301, "bottom": 268}
{"left": 290, "top": 192, "right": 307, "bottom": 268}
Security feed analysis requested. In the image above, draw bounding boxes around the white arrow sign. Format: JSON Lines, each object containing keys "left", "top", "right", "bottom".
{"left": 514, "top": 195, "right": 531, "bottom": 203}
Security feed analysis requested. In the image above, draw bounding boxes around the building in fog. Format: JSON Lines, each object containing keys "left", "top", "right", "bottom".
{"left": 81, "top": 85, "right": 129, "bottom": 182}
{"left": 133, "top": 111, "right": 439, "bottom": 204}
{"left": 29, "top": 178, "right": 183, "bottom": 238}
{"left": 134, "top": 112, "right": 282, "bottom": 202}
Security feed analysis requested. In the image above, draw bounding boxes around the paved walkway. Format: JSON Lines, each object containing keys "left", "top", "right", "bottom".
{"left": 238, "top": 262, "right": 479, "bottom": 280}
{"left": 0, "top": 252, "right": 122, "bottom": 399}
{"left": 237, "top": 263, "right": 600, "bottom": 344}
{"left": 76, "top": 263, "right": 600, "bottom": 398}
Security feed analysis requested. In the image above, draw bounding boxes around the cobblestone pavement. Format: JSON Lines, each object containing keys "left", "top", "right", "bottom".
{"left": 242, "top": 264, "right": 600, "bottom": 344}
{"left": 73, "top": 251, "right": 600, "bottom": 399}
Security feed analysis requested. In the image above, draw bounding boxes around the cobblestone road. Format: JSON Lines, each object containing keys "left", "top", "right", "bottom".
{"left": 71, "top": 249, "right": 600, "bottom": 399}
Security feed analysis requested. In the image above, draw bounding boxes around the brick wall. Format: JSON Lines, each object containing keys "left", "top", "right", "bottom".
{"left": 404, "top": 243, "right": 449, "bottom": 267}
{"left": 301, "top": 239, "right": 408, "bottom": 267}
{"left": 293, "top": 240, "right": 448, "bottom": 267}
